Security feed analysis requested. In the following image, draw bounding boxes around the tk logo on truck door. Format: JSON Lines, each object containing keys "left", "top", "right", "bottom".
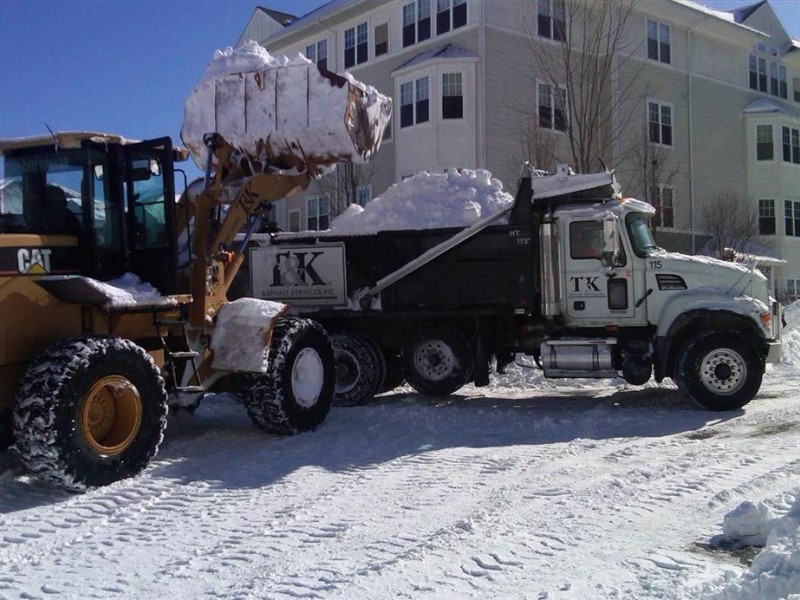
{"left": 569, "top": 276, "right": 603, "bottom": 296}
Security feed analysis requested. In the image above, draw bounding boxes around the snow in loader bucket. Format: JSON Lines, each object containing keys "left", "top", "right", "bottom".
{"left": 181, "top": 41, "right": 392, "bottom": 176}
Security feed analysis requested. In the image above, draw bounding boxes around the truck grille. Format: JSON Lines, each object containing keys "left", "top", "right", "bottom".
{"left": 656, "top": 274, "right": 687, "bottom": 290}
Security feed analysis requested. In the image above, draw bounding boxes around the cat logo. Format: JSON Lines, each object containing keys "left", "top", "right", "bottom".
{"left": 17, "top": 248, "right": 52, "bottom": 275}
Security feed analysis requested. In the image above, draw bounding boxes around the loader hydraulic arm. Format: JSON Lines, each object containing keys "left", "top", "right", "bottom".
{"left": 186, "top": 134, "right": 316, "bottom": 329}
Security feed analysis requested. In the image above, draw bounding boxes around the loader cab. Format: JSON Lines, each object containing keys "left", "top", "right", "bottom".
{"left": 0, "top": 133, "right": 185, "bottom": 294}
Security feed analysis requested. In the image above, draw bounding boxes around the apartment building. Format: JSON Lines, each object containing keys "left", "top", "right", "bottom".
{"left": 240, "top": 0, "right": 800, "bottom": 300}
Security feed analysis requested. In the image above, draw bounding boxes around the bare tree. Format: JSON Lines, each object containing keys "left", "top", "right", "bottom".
{"left": 518, "top": 0, "right": 646, "bottom": 173}
{"left": 702, "top": 192, "right": 759, "bottom": 259}
{"left": 316, "top": 161, "right": 378, "bottom": 216}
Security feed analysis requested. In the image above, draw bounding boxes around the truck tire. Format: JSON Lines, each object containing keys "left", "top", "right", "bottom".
{"left": 675, "top": 332, "right": 763, "bottom": 411}
{"left": 245, "top": 318, "right": 334, "bottom": 435}
{"left": 402, "top": 325, "right": 474, "bottom": 397}
{"left": 12, "top": 336, "right": 168, "bottom": 491}
{"left": 331, "top": 333, "right": 386, "bottom": 406}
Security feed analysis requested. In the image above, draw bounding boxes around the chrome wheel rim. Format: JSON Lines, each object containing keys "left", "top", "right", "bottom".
{"left": 700, "top": 348, "right": 746, "bottom": 395}
{"left": 413, "top": 340, "right": 456, "bottom": 382}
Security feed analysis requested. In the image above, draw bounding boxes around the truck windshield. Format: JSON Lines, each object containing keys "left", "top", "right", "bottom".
{"left": 626, "top": 213, "right": 659, "bottom": 256}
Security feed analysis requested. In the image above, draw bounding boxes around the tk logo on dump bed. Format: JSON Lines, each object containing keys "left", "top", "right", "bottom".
{"left": 271, "top": 251, "right": 327, "bottom": 287}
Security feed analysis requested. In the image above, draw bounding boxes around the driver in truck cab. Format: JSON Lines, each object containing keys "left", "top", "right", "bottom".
{"left": 571, "top": 222, "right": 604, "bottom": 259}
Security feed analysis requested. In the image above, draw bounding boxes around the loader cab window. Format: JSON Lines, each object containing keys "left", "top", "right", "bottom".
{"left": 1, "top": 150, "right": 86, "bottom": 235}
{"left": 124, "top": 156, "right": 168, "bottom": 250}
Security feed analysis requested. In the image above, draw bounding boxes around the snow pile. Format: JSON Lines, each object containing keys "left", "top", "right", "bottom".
{"left": 181, "top": 41, "right": 391, "bottom": 176}
{"left": 711, "top": 494, "right": 800, "bottom": 600}
{"left": 328, "top": 169, "right": 515, "bottom": 235}
{"left": 722, "top": 501, "right": 776, "bottom": 547}
{"left": 777, "top": 300, "right": 800, "bottom": 369}
{"left": 85, "top": 273, "right": 166, "bottom": 308}
{"left": 210, "top": 298, "right": 287, "bottom": 373}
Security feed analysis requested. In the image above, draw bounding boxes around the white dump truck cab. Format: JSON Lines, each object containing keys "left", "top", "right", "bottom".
{"left": 543, "top": 173, "right": 782, "bottom": 410}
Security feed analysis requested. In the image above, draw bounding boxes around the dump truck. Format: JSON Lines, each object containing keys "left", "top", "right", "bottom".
{"left": 0, "top": 48, "right": 392, "bottom": 490}
{"left": 244, "top": 165, "right": 783, "bottom": 410}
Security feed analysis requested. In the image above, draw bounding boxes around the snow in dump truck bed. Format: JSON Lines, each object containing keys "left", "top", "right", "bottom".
{"left": 270, "top": 168, "right": 516, "bottom": 240}
{"left": 2, "top": 317, "right": 800, "bottom": 598}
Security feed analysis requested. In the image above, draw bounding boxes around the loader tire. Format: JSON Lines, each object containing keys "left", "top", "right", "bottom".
{"left": 331, "top": 332, "right": 386, "bottom": 406}
{"left": 12, "top": 336, "right": 168, "bottom": 491}
{"left": 245, "top": 318, "right": 334, "bottom": 435}
{"left": 675, "top": 332, "right": 763, "bottom": 411}
{"left": 403, "top": 325, "right": 474, "bottom": 397}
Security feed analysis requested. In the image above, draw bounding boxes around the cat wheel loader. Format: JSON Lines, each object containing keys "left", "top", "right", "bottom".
{"left": 0, "top": 130, "right": 340, "bottom": 491}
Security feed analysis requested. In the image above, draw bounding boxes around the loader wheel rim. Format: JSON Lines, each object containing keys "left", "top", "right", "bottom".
{"left": 292, "top": 348, "right": 325, "bottom": 408}
{"left": 700, "top": 348, "right": 746, "bottom": 395}
{"left": 414, "top": 340, "right": 456, "bottom": 382}
{"left": 79, "top": 375, "right": 143, "bottom": 456}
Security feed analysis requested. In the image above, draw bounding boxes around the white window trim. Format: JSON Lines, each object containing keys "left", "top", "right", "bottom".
{"left": 655, "top": 183, "right": 675, "bottom": 229}
{"left": 758, "top": 198, "right": 776, "bottom": 235}
{"left": 536, "top": 80, "right": 568, "bottom": 133}
{"left": 647, "top": 98, "right": 674, "bottom": 149}
{"left": 344, "top": 21, "right": 370, "bottom": 68}
{"left": 646, "top": 19, "right": 671, "bottom": 64}
{"left": 306, "top": 195, "right": 331, "bottom": 231}
{"left": 399, "top": 75, "right": 432, "bottom": 129}
{"left": 441, "top": 70, "right": 465, "bottom": 121}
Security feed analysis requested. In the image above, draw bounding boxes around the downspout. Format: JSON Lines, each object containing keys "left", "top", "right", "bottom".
{"left": 478, "top": 0, "right": 486, "bottom": 168}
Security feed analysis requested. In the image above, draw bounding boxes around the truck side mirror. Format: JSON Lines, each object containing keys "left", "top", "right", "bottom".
{"left": 601, "top": 217, "right": 621, "bottom": 267}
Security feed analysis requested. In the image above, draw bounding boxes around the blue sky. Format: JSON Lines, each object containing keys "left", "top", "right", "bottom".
{"left": 1, "top": 0, "right": 798, "bottom": 168}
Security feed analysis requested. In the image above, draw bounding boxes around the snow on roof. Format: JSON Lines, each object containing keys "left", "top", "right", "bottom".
{"left": 0, "top": 131, "right": 132, "bottom": 155}
{"left": 663, "top": 0, "right": 769, "bottom": 36}
{"left": 393, "top": 44, "right": 478, "bottom": 74}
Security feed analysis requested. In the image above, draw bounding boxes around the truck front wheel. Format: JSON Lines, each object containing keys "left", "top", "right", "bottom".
{"left": 675, "top": 332, "right": 763, "bottom": 411}
{"left": 402, "top": 326, "right": 474, "bottom": 397}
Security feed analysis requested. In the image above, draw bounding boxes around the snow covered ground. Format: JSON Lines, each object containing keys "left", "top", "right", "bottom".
{"left": 1, "top": 328, "right": 799, "bottom": 598}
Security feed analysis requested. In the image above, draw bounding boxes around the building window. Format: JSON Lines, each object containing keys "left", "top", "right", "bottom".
{"left": 404, "top": 1, "right": 432, "bottom": 47}
{"left": 648, "top": 101, "right": 672, "bottom": 146}
{"left": 400, "top": 77, "right": 430, "bottom": 128}
{"left": 442, "top": 73, "right": 463, "bottom": 119}
{"left": 538, "top": 0, "right": 566, "bottom": 41}
{"left": 306, "top": 196, "right": 330, "bottom": 231}
{"left": 757, "top": 124, "right": 774, "bottom": 160}
{"left": 375, "top": 23, "right": 388, "bottom": 57}
{"left": 794, "top": 77, "right": 800, "bottom": 103}
{"left": 782, "top": 127, "right": 800, "bottom": 164}
{"left": 749, "top": 48, "right": 787, "bottom": 99}
{"left": 785, "top": 200, "right": 800, "bottom": 237}
{"left": 653, "top": 185, "right": 674, "bottom": 228}
{"left": 305, "top": 39, "right": 328, "bottom": 70}
{"left": 436, "top": 0, "right": 466, "bottom": 36}
{"left": 647, "top": 20, "right": 670, "bottom": 64}
{"left": 538, "top": 83, "right": 567, "bottom": 132}
{"left": 759, "top": 199, "right": 776, "bottom": 235}
{"left": 345, "top": 23, "right": 368, "bottom": 68}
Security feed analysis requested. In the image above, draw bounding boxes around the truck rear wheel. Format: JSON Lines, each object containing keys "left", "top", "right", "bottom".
{"left": 245, "top": 318, "right": 334, "bottom": 435}
{"left": 675, "top": 332, "right": 763, "bottom": 411}
{"left": 12, "top": 336, "right": 168, "bottom": 491}
{"left": 331, "top": 333, "right": 386, "bottom": 406}
{"left": 402, "top": 325, "right": 474, "bottom": 397}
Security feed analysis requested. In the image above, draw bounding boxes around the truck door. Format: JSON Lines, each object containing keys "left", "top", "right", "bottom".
{"left": 563, "top": 219, "right": 635, "bottom": 323}
{"left": 121, "top": 139, "right": 178, "bottom": 294}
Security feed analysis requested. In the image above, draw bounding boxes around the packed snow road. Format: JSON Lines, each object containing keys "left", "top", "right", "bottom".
{"left": 1, "top": 364, "right": 799, "bottom": 599}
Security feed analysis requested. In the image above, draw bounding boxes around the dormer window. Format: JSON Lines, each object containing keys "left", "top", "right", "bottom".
{"left": 749, "top": 45, "right": 787, "bottom": 99}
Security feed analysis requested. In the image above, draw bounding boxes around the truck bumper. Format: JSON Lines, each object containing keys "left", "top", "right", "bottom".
{"left": 765, "top": 339, "right": 782, "bottom": 364}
